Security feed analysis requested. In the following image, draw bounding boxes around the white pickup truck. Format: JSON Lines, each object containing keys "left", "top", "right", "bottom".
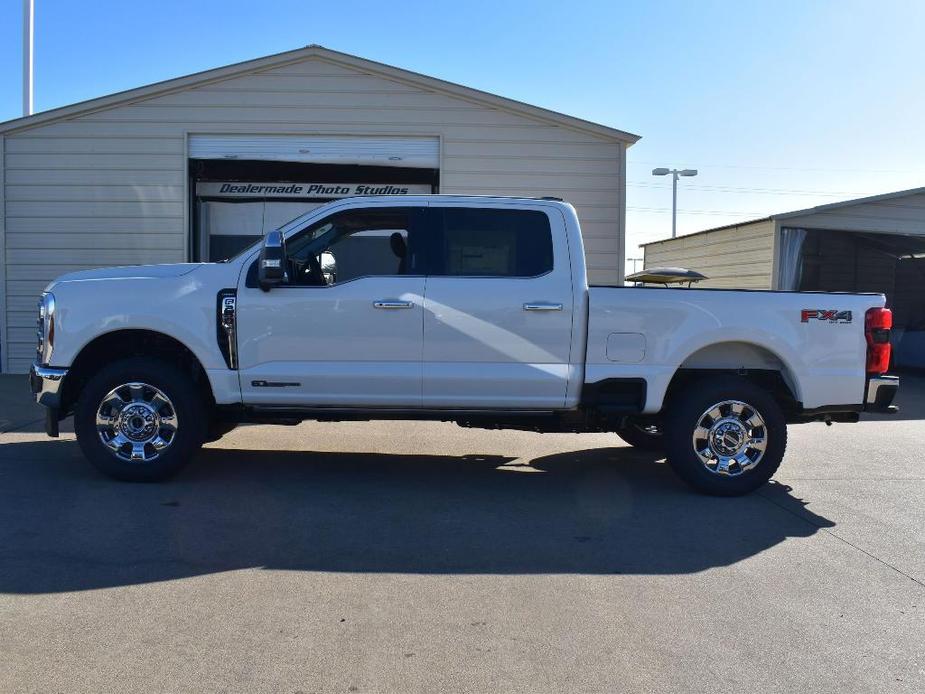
{"left": 29, "top": 196, "right": 898, "bottom": 495}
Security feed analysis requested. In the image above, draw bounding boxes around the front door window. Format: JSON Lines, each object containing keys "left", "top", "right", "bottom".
{"left": 286, "top": 208, "right": 417, "bottom": 287}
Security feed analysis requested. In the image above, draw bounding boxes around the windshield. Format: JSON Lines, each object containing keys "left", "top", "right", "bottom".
{"left": 286, "top": 221, "right": 337, "bottom": 258}
{"left": 276, "top": 200, "right": 342, "bottom": 235}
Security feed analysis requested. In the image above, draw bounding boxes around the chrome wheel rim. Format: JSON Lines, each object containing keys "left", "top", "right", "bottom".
{"left": 691, "top": 399, "right": 767, "bottom": 476}
{"left": 96, "top": 382, "right": 178, "bottom": 463}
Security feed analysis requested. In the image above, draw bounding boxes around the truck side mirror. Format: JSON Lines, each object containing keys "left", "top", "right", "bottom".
{"left": 258, "top": 230, "right": 287, "bottom": 291}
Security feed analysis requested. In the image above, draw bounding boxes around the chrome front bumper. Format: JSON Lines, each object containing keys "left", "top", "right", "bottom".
{"left": 29, "top": 362, "right": 69, "bottom": 437}
{"left": 865, "top": 375, "right": 899, "bottom": 414}
{"left": 29, "top": 361, "right": 68, "bottom": 409}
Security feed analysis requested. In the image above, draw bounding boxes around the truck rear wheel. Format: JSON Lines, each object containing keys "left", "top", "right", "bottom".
{"left": 615, "top": 418, "right": 664, "bottom": 451}
{"left": 663, "top": 376, "right": 786, "bottom": 496}
{"left": 74, "top": 357, "right": 207, "bottom": 482}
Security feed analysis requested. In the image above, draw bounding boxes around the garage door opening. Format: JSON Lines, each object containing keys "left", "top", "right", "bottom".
{"left": 188, "top": 135, "right": 440, "bottom": 262}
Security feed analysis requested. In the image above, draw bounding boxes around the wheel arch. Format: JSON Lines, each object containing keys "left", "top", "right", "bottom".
{"left": 60, "top": 329, "right": 215, "bottom": 414}
{"left": 662, "top": 340, "right": 802, "bottom": 415}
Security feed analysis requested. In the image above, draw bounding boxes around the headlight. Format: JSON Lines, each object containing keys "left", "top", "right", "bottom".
{"left": 36, "top": 292, "right": 56, "bottom": 364}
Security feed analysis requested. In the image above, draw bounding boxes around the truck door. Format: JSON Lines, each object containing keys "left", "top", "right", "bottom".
{"left": 236, "top": 206, "right": 426, "bottom": 407}
{"left": 421, "top": 205, "right": 575, "bottom": 409}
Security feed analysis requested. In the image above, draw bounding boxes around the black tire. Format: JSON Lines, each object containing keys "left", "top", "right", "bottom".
{"left": 74, "top": 357, "right": 207, "bottom": 482}
{"left": 615, "top": 418, "right": 664, "bottom": 451}
{"left": 663, "top": 376, "right": 787, "bottom": 496}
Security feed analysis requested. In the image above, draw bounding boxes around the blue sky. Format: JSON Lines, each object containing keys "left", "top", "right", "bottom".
{"left": 1, "top": 0, "right": 923, "bottom": 262}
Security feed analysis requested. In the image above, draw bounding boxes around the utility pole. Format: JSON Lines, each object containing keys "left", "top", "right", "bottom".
{"left": 652, "top": 167, "right": 698, "bottom": 238}
{"left": 23, "top": 0, "right": 34, "bottom": 116}
{"left": 671, "top": 173, "right": 678, "bottom": 238}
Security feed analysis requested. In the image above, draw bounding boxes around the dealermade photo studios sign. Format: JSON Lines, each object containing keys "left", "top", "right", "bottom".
{"left": 196, "top": 182, "right": 433, "bottom": 199}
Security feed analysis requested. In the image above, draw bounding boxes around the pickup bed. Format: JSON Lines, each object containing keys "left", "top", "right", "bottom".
{"left": 30, "top": 196, "right": 899, "bottom": 495}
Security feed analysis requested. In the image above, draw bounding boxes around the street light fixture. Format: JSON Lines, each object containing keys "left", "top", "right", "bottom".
{"left": 652, "top": 167, "right": 698, "bottom": 238}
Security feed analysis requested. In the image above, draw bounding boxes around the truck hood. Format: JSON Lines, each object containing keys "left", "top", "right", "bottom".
{"left": 47, "top": 263, "right": 205, "bottom": 288}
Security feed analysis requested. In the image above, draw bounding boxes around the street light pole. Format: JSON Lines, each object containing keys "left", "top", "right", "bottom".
{"left": 652, "top": 167, "right": 698, "bottom": 238}
{"left": 671, "top": 171, "right": 678, "bottom": 239}
{"left": 23, "top": 0, "right": 33, "bottom": 117}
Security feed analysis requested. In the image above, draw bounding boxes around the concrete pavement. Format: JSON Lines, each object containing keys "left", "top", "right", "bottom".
{"left": 1, "top": 373, "right": 923, "bottom": 693}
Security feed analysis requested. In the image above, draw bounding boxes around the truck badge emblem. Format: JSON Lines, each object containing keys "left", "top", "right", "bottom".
{"left": 801, "top": 309, "right": 852, "bottom": 324}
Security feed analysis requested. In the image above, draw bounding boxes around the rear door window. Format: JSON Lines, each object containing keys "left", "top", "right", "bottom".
{"left": 428, "top": 208, "right": 554, "bottom": 277}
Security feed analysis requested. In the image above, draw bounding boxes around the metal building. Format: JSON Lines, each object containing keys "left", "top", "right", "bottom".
{"left": 642, "top": 187, "right": 925, "bottom": 368}
{"left": 0, "top": 45, "right": 639, "bottom": 373}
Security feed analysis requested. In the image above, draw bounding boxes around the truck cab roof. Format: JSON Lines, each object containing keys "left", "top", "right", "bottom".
{"left": 324, "top": 194, "right": 570, "bottom": 206}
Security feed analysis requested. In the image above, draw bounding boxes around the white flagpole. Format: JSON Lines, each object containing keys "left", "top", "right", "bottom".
{"left": 23, "top": 0, "right": 34, "bottom": 116}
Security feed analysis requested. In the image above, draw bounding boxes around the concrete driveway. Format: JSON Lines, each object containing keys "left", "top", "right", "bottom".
{"left": 1, "top": 374, "right": 923, "bottom": 693}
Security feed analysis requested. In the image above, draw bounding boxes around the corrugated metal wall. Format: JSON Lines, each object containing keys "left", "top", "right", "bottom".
{"left": 1, "top": 56, "right": 627, "bottom": 373}
{"left": 642, "top": 219, "right": 777, "bottom": 289}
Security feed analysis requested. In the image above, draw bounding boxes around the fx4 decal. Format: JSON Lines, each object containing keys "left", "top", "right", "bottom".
{"left": 801, "top": 309, "right": 853, "bottom": 324}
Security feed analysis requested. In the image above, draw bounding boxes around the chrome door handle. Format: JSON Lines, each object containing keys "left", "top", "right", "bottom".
{"left": 373, "top": 300, "right": 414, "bottom": 309}
{"left": 523, "top": 302, "right": 563, "bottom": 311}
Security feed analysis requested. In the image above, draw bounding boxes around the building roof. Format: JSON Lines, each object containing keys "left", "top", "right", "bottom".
{"left": 641, "top": 185, "right": 925, "bottom": 247}
{"left": 0, "top": 44, "right": 640, "bottom": 144}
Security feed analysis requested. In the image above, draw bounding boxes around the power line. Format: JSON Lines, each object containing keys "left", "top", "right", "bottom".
{"left": 627, "top": 181, "right": 864, "bottom": 197}
{"left": 628, "top": 160, "right": 923, "bottom": 175}
{"left": 627, "top": 206, "right": 764, "bottom": 217}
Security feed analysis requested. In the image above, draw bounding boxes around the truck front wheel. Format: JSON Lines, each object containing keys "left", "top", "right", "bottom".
{"left": 74, "top": 357, "right": 207, "bottom": 482}
{"left": 663, "top": 376, "right": 786, "bottom": 496}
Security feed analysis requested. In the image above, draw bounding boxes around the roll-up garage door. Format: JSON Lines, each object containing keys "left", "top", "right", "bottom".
{"left": 188, "top": 135, "right": 440, "bottom": 168}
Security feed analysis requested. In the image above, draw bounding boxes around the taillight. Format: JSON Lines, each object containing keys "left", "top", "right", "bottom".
{"left": 865, "top": 307, "right": 892, "bottom": 375}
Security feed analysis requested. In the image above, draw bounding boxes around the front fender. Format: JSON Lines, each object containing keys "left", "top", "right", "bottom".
{"left": 50, "top": 277, "right": 224, "bottom": 371}
{"left": 44, "top": 264, "right": 245, "bottom": 405}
